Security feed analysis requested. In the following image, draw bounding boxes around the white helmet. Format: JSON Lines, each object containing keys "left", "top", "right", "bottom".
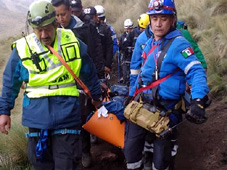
{"left": 124, "top": 19, "right": 133, "bottom": 28}
{"left": 94, "top": 5, "right": 105, "bottom": 17}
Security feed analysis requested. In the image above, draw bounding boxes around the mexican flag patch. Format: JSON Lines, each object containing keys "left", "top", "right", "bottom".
{"left": 140, "top": 44, "right": 145, "bottom": 50}
{"left": 181, "top": 47, "right": 194, "bottom": 58}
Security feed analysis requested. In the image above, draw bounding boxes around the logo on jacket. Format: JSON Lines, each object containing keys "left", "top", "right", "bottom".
{"left": 181, "top": 47, "right": 194, "bottom": 58}
{"left": 52, "top": 73, "right": 69, "bottom": 83}
{"left": 140, "top": 44, "right": 145, "bottom": 50}
{"left": 65, "top": 34, "right": 71, "bottom": 40}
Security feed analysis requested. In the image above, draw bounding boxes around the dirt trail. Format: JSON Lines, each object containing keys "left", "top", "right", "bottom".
{"left": 81, "top": 99, "right": 227, "bottom": 170}
{"left": 175, "top": 100, "right": 227, "bottom": 170}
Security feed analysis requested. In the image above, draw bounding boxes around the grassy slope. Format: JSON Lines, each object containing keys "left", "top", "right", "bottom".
{"left": 175, "top": 0, "right": 227, "bottom": 100}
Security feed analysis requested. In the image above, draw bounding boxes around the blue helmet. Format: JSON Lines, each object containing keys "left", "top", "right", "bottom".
{"left": 147, "top": 0, "right": 176, "bottom": 15}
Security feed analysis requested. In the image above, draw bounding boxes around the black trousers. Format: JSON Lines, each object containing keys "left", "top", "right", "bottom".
{"left": 27, "top": 128, "right": 81, "bottom": 170}
{"left": 79, "top": 93, "right": 96, "bottom": 154}
{"left": 122, "top": 61, "right": 131, "bottom": 86}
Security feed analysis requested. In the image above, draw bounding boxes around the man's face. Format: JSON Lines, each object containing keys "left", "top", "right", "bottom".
{"left": 97, "top": 17, "right": 104, "bottom": 24}
{"left": 54, "top": 4, "right": 71, "bottom": 28}
{"left": 125, "top": 28, "right": 132, "bottom": 33}
{"left": 139, "top": 27, "right": 145, "bottom": 33}
{"left": 93, "top": 15, "right": 99, "bottom": 23}
{"left": 150, "top": 14, "right": 175, "bottom": 40}
{"left": 33, "top": 23, "right": 57, "bottom": 46}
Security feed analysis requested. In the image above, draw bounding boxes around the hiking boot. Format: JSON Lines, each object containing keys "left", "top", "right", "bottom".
{"left": 142, "top": 152, "right": 152, "bottom": 170}
{"left": 143, "top": 160, "right": 152, "bottom": 170}
{"left": 82, "top": 152, "right": 92, "bottom": 168}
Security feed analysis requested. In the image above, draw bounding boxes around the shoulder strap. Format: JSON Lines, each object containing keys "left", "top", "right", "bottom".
{"left": 152, "top": 36, "right": 178, "bottom": 106}
{"left": 157, "top": 37, "right": 177, "bottom": 72}
{"left": 145, "top": 26, "right": 152, "bottom": 38}
{"left": 47, "top": 45, "right": 92, "bottom": 99}
{"left": 133, "top": 36, "right": 178, "bottom": 100}
{"left": 133, "top": 69, "right": 178, "bottom": 97}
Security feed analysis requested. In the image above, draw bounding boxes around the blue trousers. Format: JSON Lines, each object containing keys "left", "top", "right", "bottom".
{"left": 27, "top": 128, "right": 81, "bottom": 170}
{"left": 123, "top": 121, "right": 173, "bottom": 170}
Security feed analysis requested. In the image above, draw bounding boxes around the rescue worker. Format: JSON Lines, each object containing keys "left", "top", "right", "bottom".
{"left": 177, "top": 20, "right": 207, "bottom": 70}
{"left": 130, "top": 20, "right": 208, "bottom": 92}
{"left": 69, "top": 0, "right": 84, "bottom": 20}
{"left": 118, "top": 19, "right": 134, "bottom": 54}
{"left": 130, "top": 19, "right": 208, "bottom": 169}
{"left": 95, "top": 5, "right": 118, "bottom": 58}
{"left": 51, "top": 0, "right": 83, "bottom": 29}
{"left": 94, "top": 5, "right": 114, "bottom": 76}
{"left": 123, "top": 0, "right": 210, "bottom": 169}
{"left": 0, "top": 1, "right": 102, "bottom": 170}
{"left": 52, "top": 1, "right": 105, "bottom": 168}
{"left": 51, "top": 0, "right": 105, "bottom": 79}
{"left": 118, "top": 19, "right": 134, "bottom": 83}
{"left": 122, "top": 14, "right": 150, "bottom": 86}
{"left": 69, "top": 1, "right": 113, "bottom": 77}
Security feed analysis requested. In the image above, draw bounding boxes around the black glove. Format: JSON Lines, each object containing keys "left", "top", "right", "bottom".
{"left": 124, "top": 96, "right": 133, "bottom": 106}
{"left": 186, "top": 95, "right": 211, "bottom": 124}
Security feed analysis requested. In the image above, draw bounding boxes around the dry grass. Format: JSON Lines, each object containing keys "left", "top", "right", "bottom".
{"left": 0, "top": 114, "right": 29, "bottom": 169}
{"left": 175, "top": 0, "right": 227, "bottom": 99}
{"left": 82, "top": 0, "right": 150, "bottom": 35}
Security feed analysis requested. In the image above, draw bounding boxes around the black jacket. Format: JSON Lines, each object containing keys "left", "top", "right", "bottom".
{"left": 122, "top": 27, "right": 141, "bottom": 61}
{"left": 72, "top": 14, "right": 105, "bottom": 79}
{"left": 96, "top": 22, "right": 113, "bottom": 69}
{"left": 118, "top": 32, "right": 128, "bottom": 52}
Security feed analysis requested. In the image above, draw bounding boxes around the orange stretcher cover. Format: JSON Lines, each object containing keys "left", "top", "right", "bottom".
{"left": 82, "top": 111, "right": 125, "bottom": 148}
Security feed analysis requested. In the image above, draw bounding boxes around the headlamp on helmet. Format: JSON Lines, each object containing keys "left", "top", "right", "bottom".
{"left": 153, "top": 0, "right": 163, "bottom": 11}
{"left": 147, "top": 0, "right": 176, "bottom": 15}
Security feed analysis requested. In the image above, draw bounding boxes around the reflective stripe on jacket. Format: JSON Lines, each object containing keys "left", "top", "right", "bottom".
{"left": 14, "top": 29, "right": 81, "bottom": 98}
{"left": 130, "top": 29, "right": 209, "bottom": 100}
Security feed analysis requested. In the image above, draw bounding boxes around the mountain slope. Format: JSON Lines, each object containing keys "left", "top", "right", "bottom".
{"left": 0, "top": 0, "right": 35, "bottom": 40}
{"left": 0, "top": 0, "right": 34, "bottom": 13}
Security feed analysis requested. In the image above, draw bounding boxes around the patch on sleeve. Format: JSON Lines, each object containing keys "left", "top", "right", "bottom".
{"left": 181, "top": 47, "right": 194, "bottom": 58}
{"left": 140, "top": 44, "right": 145, "bottom": 50}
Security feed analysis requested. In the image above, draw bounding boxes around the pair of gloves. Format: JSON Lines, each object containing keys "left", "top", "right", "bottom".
{"left": 186, "top": 95, "right": 212, "bottom": 124}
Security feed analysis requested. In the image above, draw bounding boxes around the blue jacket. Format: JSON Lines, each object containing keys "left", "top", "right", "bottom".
{"left": 108, "top": 24, "right": 118, "bottom": 56}
{"left": 129, "top": 25, "right": 153, "bottom": 94}
{"left": 130, "top": 29, "right": 209, "bottom": 101}
{"left": 0, "top": 38, "right": 102, "bottom": 129}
